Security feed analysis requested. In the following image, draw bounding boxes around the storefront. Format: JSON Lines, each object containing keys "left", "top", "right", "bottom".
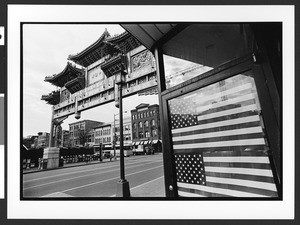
{"left": 122, "top": 23, "right": 281, "bottom": 198}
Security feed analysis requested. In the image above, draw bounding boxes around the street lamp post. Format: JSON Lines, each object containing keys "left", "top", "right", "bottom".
{"left": 104, "top": 41, "right": 130, "bottom": 197}
{"left": 113, "top": 113, "right": 117, "bottom": 159}
{"left": 115, "top": 58, "right": 130, "bottom": 198}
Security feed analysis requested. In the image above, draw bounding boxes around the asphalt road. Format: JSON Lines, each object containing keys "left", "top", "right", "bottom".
{"left": 23, "top": 153, "right": 165, "bottom": 198}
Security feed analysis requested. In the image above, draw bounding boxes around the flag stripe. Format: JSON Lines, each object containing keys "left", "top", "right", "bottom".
{"left": 197, "top": 98, "right": 256, "bottom": 119}
{"left": 205, "top": 180, "right": 278, "bottom": 197}
{"left": 178, "top": 190, "right": 207, "bottom": 197}
{"left": 178, "top": 182, "right": 269, "bottom": 197}
{"left": 173, "top": 133, "right": 264, "bottom": 145}
{"left": 173, "top": 138, "right": 266, "bottom": 149}
{"left": 205, "top": 171, "right": 275, "bottom": 183}
{"left": 196, "top": 92, "right": 256, "bottom": 113}
{"left": 206, "top": 176, "right": 277, "bottom": 191}
{"left": 203, "top": 156, "right": 269, "bottom": 163}
{"left": 172, "top": 126, "right": 263, "bottom": 141}
{"left": 178, "top": 187, "right": 230, "bottom": 197}
{"left": 171, "top": 115, "right": 261, "bottom": 134}
{"left": 197, "top": 103, "right": 258, "bottom": 122}
{"left": 197, "top": 111, "right": 258, "bottom": 126}
{"left": 204, "top": 162, "right": 271, "bottom": 170}
{"left": 171, "top": 121, "right": 262, "bottom": 138}
{"left": 204, "top": 166, "right": 274, "bottom": 177}
{"left": 174, "top": 145, "right": 268, "bottom": 154}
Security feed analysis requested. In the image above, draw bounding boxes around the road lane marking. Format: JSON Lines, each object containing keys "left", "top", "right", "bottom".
{"left": 130, "top": 176, "right": 164, "bottom": 190}
{"left": 23, "top": 161, "right": 162, "bottom": 190}
{"left": 61, "top": 165, "right": 163, "bottom": 194}
{"left": 24, "top": 159, "right": 161, "bottom": 183}
{"left": 109, "top": 176, "right": 164, "bottom": 197}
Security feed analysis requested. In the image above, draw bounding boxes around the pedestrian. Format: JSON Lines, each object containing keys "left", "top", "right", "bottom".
{"left": 38, "top": 158, "right": 43, "bottom": 170}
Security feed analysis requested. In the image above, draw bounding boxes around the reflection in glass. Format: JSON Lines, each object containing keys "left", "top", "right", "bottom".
{"left": 163, "top": 24, "right": 255, "bottom": 89}
{"left": 168, "top": 74, "right": 278, "bottom": 198}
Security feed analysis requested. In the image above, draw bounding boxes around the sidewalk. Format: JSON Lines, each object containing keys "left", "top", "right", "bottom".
{"left": 130, "top": 176, "right": 165, "bottom": 197}
{"left": 22, "top": 157, "right": 117, "bottom": 174}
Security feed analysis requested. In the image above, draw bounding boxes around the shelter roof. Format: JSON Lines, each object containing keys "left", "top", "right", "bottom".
{"left": 44, "top": 62, "right": 84, "bottom": 87}
{"left": 120, "top": 24, "right": 180, "bottom": 50}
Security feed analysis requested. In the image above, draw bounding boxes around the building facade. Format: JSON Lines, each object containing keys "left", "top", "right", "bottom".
{"left": 131, "top": 103, "right": 161, "bottom": 154}
{"left": 113, "top": 116, "right": 132, "bottom": 149}
{"left": 93, "top": 123, "right": 112, "bottom": 150}
{"left": 69, "top": 120, "right": 103, "bottom": 147}
{"left": 61, "top": 130, "right": 70, "bottom": 147}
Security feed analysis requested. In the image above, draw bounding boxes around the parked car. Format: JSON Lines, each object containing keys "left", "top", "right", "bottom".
{"left": 103, "top": 151, "right": 111, "bottom": 159}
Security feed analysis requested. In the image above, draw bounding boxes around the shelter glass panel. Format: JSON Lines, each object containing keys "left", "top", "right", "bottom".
{"left": 168, "top": 73, "right": 279, "bottom": 198}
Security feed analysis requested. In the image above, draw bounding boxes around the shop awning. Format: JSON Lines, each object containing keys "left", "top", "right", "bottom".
{"left": 124, "top": 143, "right": 132, "bottom": 146}
{"left": 152, "top": 140, "right": 158, "bottom": 144}
{"left": 132, "top": 142, "right": 136, "bottom": 146}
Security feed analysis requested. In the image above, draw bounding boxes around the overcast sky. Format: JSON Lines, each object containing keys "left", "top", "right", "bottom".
{"left": 23, "top": 24, "right": 160, "bottom": 137}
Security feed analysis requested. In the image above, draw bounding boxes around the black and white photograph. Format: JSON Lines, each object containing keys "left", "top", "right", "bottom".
{"left": 2, "top": 4, "right": 296, "bottom": 222}
{"left": 22, "top": 22, "right": 282, "bottom": 199}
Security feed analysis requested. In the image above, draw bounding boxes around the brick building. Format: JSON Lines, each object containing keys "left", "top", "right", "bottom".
{"left": 131, "top": 103, "right": 161, "bottom": 154}
{"left": 69, "top": 120, "right": 103, "bottom": 147}
{"left": 93, "top": 123, "right": 112, "bottom": 151}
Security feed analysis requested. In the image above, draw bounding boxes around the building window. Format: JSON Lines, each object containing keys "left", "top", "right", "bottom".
{"left": 152, "top": 129, "right": 157, "bottom": 137}
{"left": 151, "top": 119, "right": 156, "bottom": 126}
{"left": 139, "top": 132, "right": 144, "bottom": 138}
{"left": 133, "top": 132, "right": 137, "bottom": 139}
{"left": 139, "top": 122, "right": 143, "bottom": 129}
{"left": 145, "top": 131, "right": 150, "bottom": 138}
{"left": 144, "top": 120, "right": 149, "bottom": 127}
{"left": 133, "top": 123, "right": 136, "bottom": 129}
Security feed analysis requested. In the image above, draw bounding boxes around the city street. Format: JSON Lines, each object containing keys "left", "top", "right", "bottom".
{"left": 23, "top": 154, "right": 165, "bottom": 198}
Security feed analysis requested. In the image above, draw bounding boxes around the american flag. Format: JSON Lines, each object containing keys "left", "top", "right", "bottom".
{"left": 175, "top": 152, "right": 278, "bottom": 197}
{"left": 169, "top": 75, "right": 279, "bottom": 198}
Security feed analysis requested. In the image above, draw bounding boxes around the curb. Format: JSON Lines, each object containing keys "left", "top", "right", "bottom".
{"left": 22, "top": 159, "right": 118, "bottom": 175}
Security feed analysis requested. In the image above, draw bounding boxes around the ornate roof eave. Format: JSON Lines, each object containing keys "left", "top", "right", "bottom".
{"left": 68, "top": 29, "right": 111, "bottom": 63}
{"left": 65, "top": 77, "right": 85, "bottom": 94}
{"left": 44, "top": 63, "right": 84, "bottom": 87}
{"left": 41, "top": 90, "right": 60, "bottom": 105}
{"left": 68, "top": 30, "right": 141, "bottom": 67}
{"left": 101, "top": 54, "right": 127, "bottom": 77}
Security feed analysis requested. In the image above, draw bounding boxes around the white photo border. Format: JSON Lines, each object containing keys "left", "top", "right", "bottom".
{"left": 7, "top": 5, "right": 295, "bottom": 219}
